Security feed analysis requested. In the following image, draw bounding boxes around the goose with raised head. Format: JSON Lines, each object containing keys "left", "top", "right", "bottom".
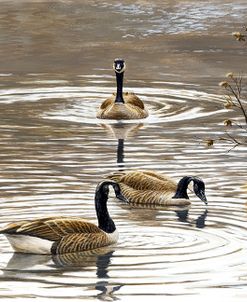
{"left": 0, "top": 181, "right": 128, "bottom": 254}
{"left": 107, "top": 170, "right": 207, "bottom": 206}
{"left": 97, "top": 58, "right": 149, "bottom": 120}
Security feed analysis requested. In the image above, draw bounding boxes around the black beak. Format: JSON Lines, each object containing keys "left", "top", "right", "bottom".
{"left": 112, "top": 182, "right": 129, "bottom": 203}
{"left": 115, "top": 192, "right": 129, "bottom": 203}
{"left": 197, "top": 190, "right": 207, "bottom": 205}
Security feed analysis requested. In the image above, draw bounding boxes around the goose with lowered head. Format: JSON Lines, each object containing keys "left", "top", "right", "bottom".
{"left": 107, "top": 170, "right": 207, "bottom": 206}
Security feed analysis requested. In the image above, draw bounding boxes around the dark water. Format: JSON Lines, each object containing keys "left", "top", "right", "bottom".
{"left": 0, "top": 1, "right": 247, "bottom": 301}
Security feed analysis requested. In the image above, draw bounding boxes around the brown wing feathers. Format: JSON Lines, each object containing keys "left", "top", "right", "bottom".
{"left": 126, "top": 93, "right": 145, "bottom": 109}
{"left": 116, "top": 183, "right": 177, "bottom": 205}
{"left": 108, "top": 171, "right": 177, "bottom": 192}
{"left": 16, "top": 220, "right": 62, "bottom": 241}
{"left": 99, "top": 98, "right": 112, "bottom": 110}
{"left": 45, "top": 218, "right": 101, "bottom": 236}
{"left": 97, "top": 93, "right": 148, "bottom": 119}
{"left": 0, "top": 221, "right": 30, "bottom": 235}
{"left": 0, "top": 218, "right": 110, "bottom": 254}
{"left": 51, "top": 233, "right": 110, "bottom": 254}
{"left": 107, "top": 171, "right": 190, "bottom": 206}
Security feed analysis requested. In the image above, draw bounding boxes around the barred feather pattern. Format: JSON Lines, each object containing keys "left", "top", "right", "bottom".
{"left": 97, "top": 93, "right": 149, "bottom": 120}
{"left": 0, "top": 217, "right": 117, "bottom": 254}
{"left": 109, "top": 171, "right": 177, "bottom": 192}
{"left": 107, "top": 171, "right": 191, "bottom": 206}
{"left": 51, "top": 232, "right": 113, "bottom": 254}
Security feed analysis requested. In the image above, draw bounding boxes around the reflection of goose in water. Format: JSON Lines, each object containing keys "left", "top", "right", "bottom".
{"left": 175, "top": 209, "right": 208, "bottom": 228}
{"left": 108, "top": 170, "right": 207, "bottom": 206}
{"left": 3, "top": 247, "right": 115, "bottom": 271}
{"left": 96, "top": 282, "right": 123, "bottom": 301}
{"left": 97, "top": 58, "right": 148, "bottom": 120}
{"left": 54, "top": 249, "right": 123, "bottom": 300}
{"left": 117, "top": 139, "right": 125, "bottom": 169}
{"left": 52, "top": 247, "right": 114, "bottom": 272}
{"left": 3, "top": 253, "right": 51, "bottom": 272}
{"left": 100, "top": 122, "right": 143, "bottom": 170}
{"left": 0, "top": 181, "right": 128, "bottom": 254}
{"left": 2, "top": 248, "right": 123, "bottom": 300}
{"left": 100, "top": 122, "right": 143, "bottom": 140}
{"left": 115, "top": 202, "right": 208, "bottom": 229}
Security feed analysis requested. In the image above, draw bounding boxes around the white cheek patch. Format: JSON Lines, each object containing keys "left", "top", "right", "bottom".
{"left": 116, "top": 63, "right": 121, "bottom": 70}
{"left": 113, "top": 61, "right": 126, "bottom": 73}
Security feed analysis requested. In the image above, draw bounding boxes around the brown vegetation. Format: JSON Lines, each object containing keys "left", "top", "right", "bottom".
{"left": 205, "top": 27, "right": 247, "bottom": 149}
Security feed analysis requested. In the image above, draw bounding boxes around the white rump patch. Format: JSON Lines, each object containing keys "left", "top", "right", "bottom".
{"left": 6, "top": 235, "right": 53, "bottom": 254}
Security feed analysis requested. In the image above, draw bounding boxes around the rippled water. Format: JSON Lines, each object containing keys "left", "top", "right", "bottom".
{"left": 0, "top": 1, "right": 247, "bottom": 301}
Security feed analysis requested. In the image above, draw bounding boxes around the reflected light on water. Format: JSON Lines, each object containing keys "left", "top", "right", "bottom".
{"left": 0, "top": 0, "right": 247, "bottom": 301}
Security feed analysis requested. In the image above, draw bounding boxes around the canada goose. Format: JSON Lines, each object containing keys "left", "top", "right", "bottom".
{"left": 0, "top": 181, "right": 128, "bottom": 254}
{"left": 107, "top": 170, "right": 207, "bottom": 206}
{"left": 97, "top": 58, "right": 149, "bottom": 119}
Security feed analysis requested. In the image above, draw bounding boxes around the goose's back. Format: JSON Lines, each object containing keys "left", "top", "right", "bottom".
{"left": 109, "top": 170, "right": 177, "bottom": 192}
{"left": 0, "top": 217, "right": 101, "bottom": 238}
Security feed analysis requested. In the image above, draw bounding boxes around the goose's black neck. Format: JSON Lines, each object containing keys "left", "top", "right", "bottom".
{"left": 173, "top": 176, "right": 192, "bottom": 199}
{"left": 95, "top": 184, "right": 116, "bottom": 233}
{"left": 115, "top": 72, "right": 124, "bottom": 103}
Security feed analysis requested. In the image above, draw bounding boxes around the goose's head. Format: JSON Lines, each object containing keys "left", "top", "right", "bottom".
{"left": 174, "top": 176, "right": 207, "bottom": 205}
{"left": 193, "top": 177, "right": 207, "bottom": 204}
{"left": 113, "top": 58, "right": 126, "bottom": 74}
{"left": 96, "top": 180, "right": 128, "bottom": 203}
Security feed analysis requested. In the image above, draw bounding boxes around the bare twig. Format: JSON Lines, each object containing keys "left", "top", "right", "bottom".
{"left": 200, "top": 28, "right": 247, "bottom": 150}
{"left": 225, "top": 81, "right": 247, "bottom": 124}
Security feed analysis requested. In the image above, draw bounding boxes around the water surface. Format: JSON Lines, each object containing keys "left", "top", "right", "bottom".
{"left": 0, "top": 1, "right": 247, "bottom": 301}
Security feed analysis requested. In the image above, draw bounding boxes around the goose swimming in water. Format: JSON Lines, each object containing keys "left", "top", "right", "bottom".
{"left": 0, "top": 181, "right": 128, "bottom": 254}
{"left": 107, "top": 170, "right": 207, "bottom": 206}
{"left": 97, "top": 58, "right": 149, "bottom": 120}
